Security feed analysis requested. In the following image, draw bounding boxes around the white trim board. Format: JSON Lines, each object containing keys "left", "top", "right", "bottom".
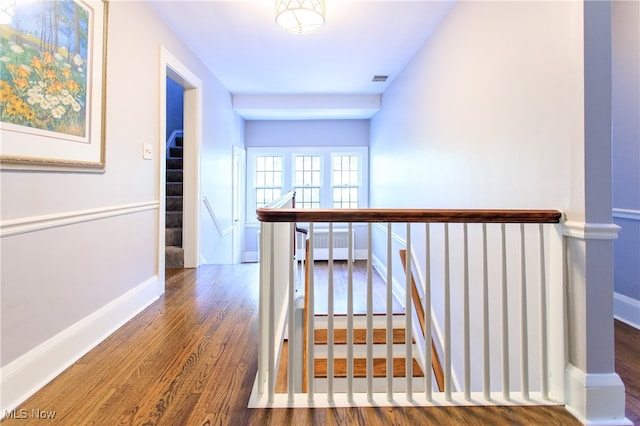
{"left": 564, "top": 364, "right": 631, "bottom": 425}
{"left": 613, "top": 208, "right": 640, "bottom": 221}
{"left": 614, "top": 292, "right": 640, "bottom": 330}
{"left": 563, "top": 221, "right": 621, "bottom": 240}
{"left": 0, "top": 276, "right": 160, "bottom": 417}
{"left": 0, "top": 201, "right": 159, "bottom": 238}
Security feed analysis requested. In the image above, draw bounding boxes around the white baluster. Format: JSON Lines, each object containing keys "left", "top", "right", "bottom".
{"left": 501, "top": 223, "right": 510, "bottom": 401}
{"left": 347, "top": 222, "right": 354, "bottom": 402}
{"left": 425, "top": 223, "right": 432, "bottom": 400}
{"left": 520, "top": 223, "right": 529, "bottom": 401}
{"left": 367, "top": 223, "right": 374, "bottom": 402}
{"left": 258, "top": 222, "right": 267, "bottom": 396}
{"left": 463, "top": 223, "right": 471, "bottom": 401}
{"left": 539, "top": 223, "right": 549, "bottom": 400}
{"left": 307, "top": 223, "right": 315, "bottom": 403}
{"left": 444, "top": 223, "right": 452, "bottom": 401}
{"left": 268, "top": 222, "right": 275, "bottom": 403}
{"left": 482, "top": 223, "right": 491, "bottom": 401}
{"left": 405, "top": 223, "right": 413, "bottom": 400}
{"left": 386, "top": 223, "right": 393, "bottom": 401}
{"left": 288, "top": 222, "right": 295, "bottom": 403}
{"left": 328, "top": 223, "right": 334, "bottom": 403}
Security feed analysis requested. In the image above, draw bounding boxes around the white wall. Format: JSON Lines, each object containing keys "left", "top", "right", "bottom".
{"left": 612, "top": 0, "right": 640, "bottom": 329}
{"left": 245, "top": 119, "right": 369, "bottom": 148}
{"left": 370, "top": 1, "right": 582, "bottom": 212}
{"left": 370, "top": 0, "right": 583, "bottom": 394}
{"left": 0, "top": 0, "right": 243, "bottom": 412}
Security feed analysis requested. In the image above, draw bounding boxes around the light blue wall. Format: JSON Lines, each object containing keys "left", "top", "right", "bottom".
{"left": 612, "top": 1, "right": 640, "bottom": 303}
{"left": 165, "top": 76, "right": 184, "bottom": 142}
{"left": 245, "top": 119, "right": 369, "bottom": 148}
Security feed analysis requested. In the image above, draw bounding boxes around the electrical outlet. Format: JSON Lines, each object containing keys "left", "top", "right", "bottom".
{"left": 143, "top": 143, "right": 152, "bottom": 160}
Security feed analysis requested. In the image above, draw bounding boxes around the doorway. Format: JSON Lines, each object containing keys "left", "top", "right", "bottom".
{"left": 159, "top": 47, "right": 203, "bottom": 292}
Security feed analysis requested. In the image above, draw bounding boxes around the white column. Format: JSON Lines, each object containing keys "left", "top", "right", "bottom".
{"left": 563, "top": 2, "right": 630, "bottom": 424}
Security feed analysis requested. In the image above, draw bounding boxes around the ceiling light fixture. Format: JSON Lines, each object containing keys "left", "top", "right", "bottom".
{"left": 275, "top": 0, "right": 325, "bottom": 35}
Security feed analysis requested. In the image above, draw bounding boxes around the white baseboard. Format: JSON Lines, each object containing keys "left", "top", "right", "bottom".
{"left": 614, "top": 292, "right": 640, "bottom": 330}
{"left": 564, "top": 364, "right": 631, "bottom": 425}
{"left": 244, "top": 251, "right": 259, "bottom": 263}
{"left": 0, "top": 276, "right": 160, "bottom": 416}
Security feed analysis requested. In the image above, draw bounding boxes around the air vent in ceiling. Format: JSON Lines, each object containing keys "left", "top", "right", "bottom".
{"left": 372, "top": 75, "right": 388, "bottom": 82}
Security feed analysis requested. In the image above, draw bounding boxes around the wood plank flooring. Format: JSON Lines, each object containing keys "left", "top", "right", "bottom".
{"left": 4, "top": 264, "right": 635, "bottom": 425}
{"left": 616, "top": 319, "right": 640, "bottom": 425}
{"left": 311, "top": 261, "right": 404, "bottom": 314}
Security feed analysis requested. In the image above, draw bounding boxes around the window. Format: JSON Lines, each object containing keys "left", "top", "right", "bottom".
{"left": 332, "top": 154, "right": 359, "bottom": 208}
{"left": 246, "top": 146, "right": 367, "bottom": 222}
{"left": 255, "top": 155, "right": 283, "bottom": 209}
{"left": 294, "top": 155, "right": 321, "bottom": 208}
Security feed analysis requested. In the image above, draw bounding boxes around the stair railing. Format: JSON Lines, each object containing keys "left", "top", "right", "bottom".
{"left": 251, "top": 204, "right": 564, "bottom": 409}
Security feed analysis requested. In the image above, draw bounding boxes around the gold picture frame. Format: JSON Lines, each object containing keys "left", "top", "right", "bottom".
{"left": 0, "top": 0, "right": 108, "bottom": 172}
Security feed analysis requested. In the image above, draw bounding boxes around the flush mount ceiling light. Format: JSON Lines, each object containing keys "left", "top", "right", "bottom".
{"left": 275, "top": 0, "right": 325, "bottom": 35}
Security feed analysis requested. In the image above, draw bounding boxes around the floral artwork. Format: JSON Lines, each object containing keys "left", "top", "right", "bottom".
{"left": 1, "top": 1, "right": 89, "bottom": 138}
{"left": 0, "top": 0, "right": 107, "bottom": 171}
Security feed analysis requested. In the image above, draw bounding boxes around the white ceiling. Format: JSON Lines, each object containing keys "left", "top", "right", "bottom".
{"left": 148, "top": 0, "right": 456, "bottom": 119}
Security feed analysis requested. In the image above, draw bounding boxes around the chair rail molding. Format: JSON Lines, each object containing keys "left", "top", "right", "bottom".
{"left": 612, "top": 208, "right": 640, "bottom": 221}
{"left": 0, "top": 201, "right": 159, "bottom": 238}
{"left": 563, "top": 220, "right": 621, "bottom": 240}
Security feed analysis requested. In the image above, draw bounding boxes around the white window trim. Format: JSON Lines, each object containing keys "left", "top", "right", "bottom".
{"left": 246, "top": 146, "right": 368, "bottom": 224}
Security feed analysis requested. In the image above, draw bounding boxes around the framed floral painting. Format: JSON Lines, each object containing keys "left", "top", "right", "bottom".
{"left": 0, "top": 0, "right": 108, "bottom": 171}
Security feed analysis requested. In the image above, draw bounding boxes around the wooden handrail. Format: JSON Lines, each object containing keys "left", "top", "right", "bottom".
{"left": 399, "top": 249, "right": 445, "bottom": 392}
{"left": 257, "top": 208, "right": 562, "bottom": 224}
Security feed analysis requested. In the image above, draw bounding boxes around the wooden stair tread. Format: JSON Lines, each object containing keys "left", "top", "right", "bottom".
{"left": 314, "top": 358, "right": 424, "bottom": 378}
{"left": 314, "top": 328, "right": 411, "bottom": 345}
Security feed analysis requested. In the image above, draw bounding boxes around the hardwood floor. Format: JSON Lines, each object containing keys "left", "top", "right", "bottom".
{"left": 311, "top": 261, "right": 404, "bottom": 314}
{"left": 3, "top": 264, "right": 635, "bottom": 425}
{"left": 616, "top": 319, "right": 640, "bottom": 425}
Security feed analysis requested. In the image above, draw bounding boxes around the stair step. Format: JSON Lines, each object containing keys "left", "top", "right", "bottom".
{"left": 314, "top": 328, "right": 409, "bottom": 345}
{"left": 166, "top": 196, "right": 183, "bottom": 211}
{"left": 314, "top": 358, "right": 424, "bottom": 378}
{"left": 166, "top": 228, "right": 182, "bottom": 246}
{"left": 167, "top": 169, "right": 183, "bottom": 183}
{"left": 169, "top": 146, "right": 183, "bottom": 158}
{"left": 165, "top": 245, "right": 184, "bottom": 269}
{"left": 166, "top": 211, "right": 182, "bottom": 228}
{"left": 166, "top": 158, "right": 183, "bottom": 170}
{"left": 167, "top": 182, "right": 183, "bottom": 196}
{"left": 175, "top": 136, "right": 183, "bottom": 147}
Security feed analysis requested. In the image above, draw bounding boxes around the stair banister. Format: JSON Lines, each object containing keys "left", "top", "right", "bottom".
{"left": 253, "top": 205, "right": 563, "bottom": 409}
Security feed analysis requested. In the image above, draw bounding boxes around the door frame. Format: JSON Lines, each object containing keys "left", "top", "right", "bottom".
{"left": 232, "top": 145, "right": 246, "bottom": 264}
{"left": 159, "top": 46, "right": 203, "bottom": 292}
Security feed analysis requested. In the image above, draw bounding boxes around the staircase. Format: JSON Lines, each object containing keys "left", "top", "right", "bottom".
{"left": 276, "top": 313, "right": 427, "bottom": 395}
{"left": 165, "top": 135, "right": 184, "bottom": 269}
{"left": 311, "top": 314, "right": 425, "bottom": 394}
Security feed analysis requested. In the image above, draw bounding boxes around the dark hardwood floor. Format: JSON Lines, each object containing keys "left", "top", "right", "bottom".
{"left": 616, "top": 319, "right": 640, "bottom": 425}
{"left": 2, "top": 264, "right": 635, "bottom": 425}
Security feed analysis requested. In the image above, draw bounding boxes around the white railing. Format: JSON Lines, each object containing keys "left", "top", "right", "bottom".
{"left": 250, "top": 197, "right": 565, "bottom": 409}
